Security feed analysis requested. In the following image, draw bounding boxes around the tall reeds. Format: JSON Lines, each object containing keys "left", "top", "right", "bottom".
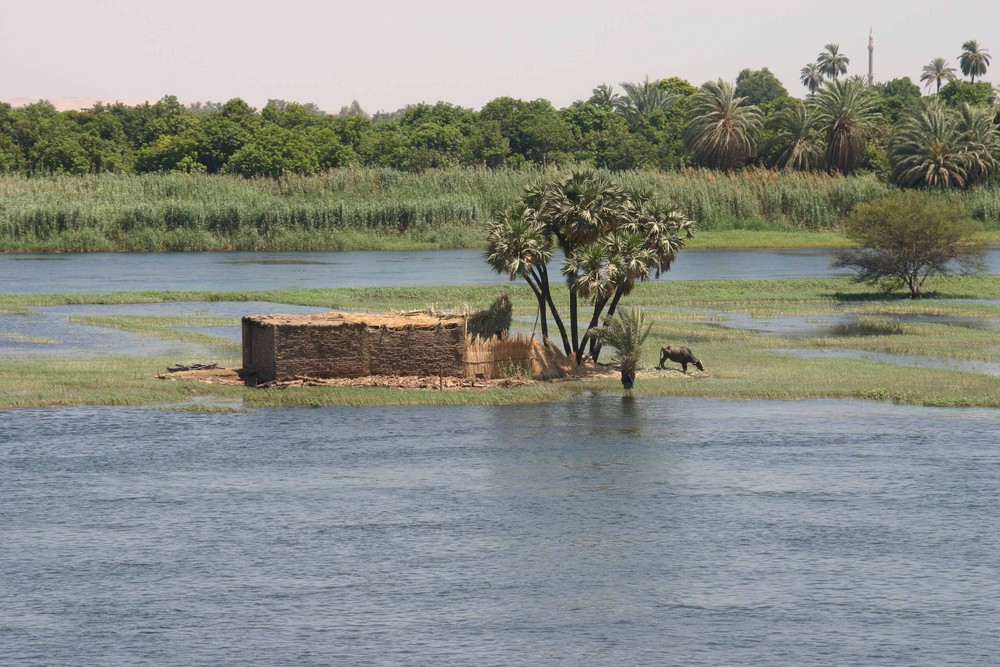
{"left": 1, "top": 168, "right": 998, "bottom": 252}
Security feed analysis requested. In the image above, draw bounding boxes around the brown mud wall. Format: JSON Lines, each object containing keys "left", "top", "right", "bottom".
{"left": 243, "top": 316, "right": 465, "bottom": 381}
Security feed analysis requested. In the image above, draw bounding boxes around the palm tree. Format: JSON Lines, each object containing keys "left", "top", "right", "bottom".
{"left": 959, "top": 40, "right": 991, "bottom": 83}
{"left": 616, "top": 77, "right": 679, "bottom": 129}
{"left": 887, "top": 100, "right": 1000, "bottom": 189}
{"left": 485, "top": 205, "right": 566, "bottom": 348}
{"left": 921, "top": 58, "right": 957, "bottom": 94}
{"left": 628, "top": 200, "right": 694, "bottom": 278}
{"left": 683, "top": 79, "right": 762, "bottom": 170}
{"left": 588, "top": 307, "right": 654, "bottom": 391}
{"left": 491, "top": 172, "right": 693, "bottom": 364}
{"left": 800, "top": 63, "right": 824, "bottom": 95}
{"left": 531, "top": 171, "right": 631, "bottom": 359}
{"left": 588, "top": 83, "right": 620, "bottom": 109}
{"left": 888, "top": 99, "right": 968, "bottom": 188}
{"left": 957, "top": 103, "right": 1000, "bottom": 185}
{"left": 810, "top": 78, "right": 879, "bottom": 174}
{"left": 767, "top": 100, "right": 825, "bottom": 171}
{"left": 817, "top": 44, "right": 850, "bottom": 80}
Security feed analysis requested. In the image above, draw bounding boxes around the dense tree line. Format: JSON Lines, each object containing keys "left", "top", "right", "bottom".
{"left": 1, "top": 40, "right": 997, "bottom": 189}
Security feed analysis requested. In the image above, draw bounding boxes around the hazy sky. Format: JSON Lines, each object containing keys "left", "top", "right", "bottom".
{"left": 3, "top": 0, "right": 998, "bottom": 113}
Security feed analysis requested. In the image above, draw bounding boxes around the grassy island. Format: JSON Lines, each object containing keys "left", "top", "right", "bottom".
{"left": 2, "top": 276, "right": 998, "bottom": 410}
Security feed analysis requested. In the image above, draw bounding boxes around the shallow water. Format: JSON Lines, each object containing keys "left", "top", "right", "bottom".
{"left": 1, "top": 398, "right": 998, "bottom": 666}
{"left": 3, "top": 247, "right": 999, "bottom": 293}
{"left": 0, "top": 302, "right": 327, "bottom": 358}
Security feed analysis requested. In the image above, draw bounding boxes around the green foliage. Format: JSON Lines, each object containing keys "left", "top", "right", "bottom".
{"left": 888, "top": 99, "right": 1000, "bottom": 188}
{"left": 871, "top": 77, "right": 922, "bottom": 125}
{"left": 834, "top": 192, "right": 987, "bottom": 298}
{"left": 616, "top": 77, "right": 680, "bottom": 129}
{"left": 224, "top": 126, "right": 320, "bottom": 177}
{"left": 938, "top": 80, "right": 996, "bottom": 108}
{"left": 734, "top": 68, "right": 789, "bottom": 108}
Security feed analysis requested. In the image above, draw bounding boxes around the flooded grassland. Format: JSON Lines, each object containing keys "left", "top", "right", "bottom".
{"left": 1, "top": 276, "right": 999, "bottom": 410}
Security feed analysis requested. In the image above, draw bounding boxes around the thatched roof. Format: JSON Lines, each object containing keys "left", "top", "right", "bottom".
{"left": 243, "top": 311, "right": 467, "bottom": 330}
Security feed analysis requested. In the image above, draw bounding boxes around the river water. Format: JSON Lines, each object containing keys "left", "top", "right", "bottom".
{"left": 2, "top": 247, "right": 1000, "bottom": 292}
{"left": 2, "top": 397, "right": 998, "bottom": 666}
{"left": 3, "top": 249, "right": 999, "bottom": 664}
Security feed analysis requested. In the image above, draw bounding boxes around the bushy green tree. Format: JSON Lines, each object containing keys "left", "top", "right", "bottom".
{"left": 480, "top": 97, "right": 575, "bottom": 167}
{"left": 224, "top": 125, "right": 319, "bottom": 177}
{"left": 833, "top": 192, "right": 986, "bottom": 298}
{"left": 938, "top": 80, "right": 996, "bottom": 108}
{"left": 734, "top": 67, "right": 789, "bottom": 108}
{"left": 871, "top": 77, "right": 922, "bottom": 125}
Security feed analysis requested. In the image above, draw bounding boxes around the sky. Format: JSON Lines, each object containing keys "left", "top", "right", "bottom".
{"left": 3, "top": 0, "right": 998, "bottom": 113}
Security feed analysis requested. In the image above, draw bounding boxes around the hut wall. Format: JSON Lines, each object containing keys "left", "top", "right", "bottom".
{"left": 242, "top": 319, "right": 278, "bottom": 381}
{"left": 368, "top": 325, "right": 465, "bottom": 377}
{"left": 273, "top": 323, "right": 371, "bottom": 379}
{"left": 241, "top": 315, "right": 466, "bottom": 381}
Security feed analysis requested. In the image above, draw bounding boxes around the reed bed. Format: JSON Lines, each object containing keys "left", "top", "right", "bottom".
{"left": 3, "top": 168, "right": 998, "bottom": 252}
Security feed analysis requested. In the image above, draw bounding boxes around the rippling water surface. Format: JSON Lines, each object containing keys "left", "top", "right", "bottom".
{"left": 3, "top": 247, "right": 999, "bottom": 292}
{"left": 2, "top": 397, "right": 998, "bottom": 666}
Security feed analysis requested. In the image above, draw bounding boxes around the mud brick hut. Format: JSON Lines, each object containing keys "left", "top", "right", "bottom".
{"left": 242, "top": 311, "right": 468, "bottom": 382}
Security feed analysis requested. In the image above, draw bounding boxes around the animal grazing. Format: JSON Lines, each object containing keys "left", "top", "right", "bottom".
{"left": 658, "top": 345, "right": 704, "bottom": 373}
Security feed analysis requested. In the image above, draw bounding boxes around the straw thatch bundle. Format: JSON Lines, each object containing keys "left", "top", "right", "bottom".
{"left": 462, "top": 334, "right": 574, "bottom": 380}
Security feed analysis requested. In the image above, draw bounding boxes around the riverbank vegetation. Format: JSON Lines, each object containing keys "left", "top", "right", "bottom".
{"left": 3, "top": 169, "right": 1000, "bottom": 253}
{"left": 2, "top": 39, "right": 999, "bottom": 253}
{"left": 2, "top": 276, "right": 998, "bottom": 409}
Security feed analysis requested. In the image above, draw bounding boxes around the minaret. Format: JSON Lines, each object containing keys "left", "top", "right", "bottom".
{"left": 868, "top": 29, "right": 874, "bottom": 86}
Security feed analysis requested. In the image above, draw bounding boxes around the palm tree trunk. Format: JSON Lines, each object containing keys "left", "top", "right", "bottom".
{"left": 569, "top": 285, "right": 580, "bottom": 363}
{"left": 538, "top": 263, "right": 571, "bottom": 354}
{"left": 525, "top": 270, "right": 548, "bottom": 338}
{"left": 578, "top": 296, "right": 609, "bottom": 361}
